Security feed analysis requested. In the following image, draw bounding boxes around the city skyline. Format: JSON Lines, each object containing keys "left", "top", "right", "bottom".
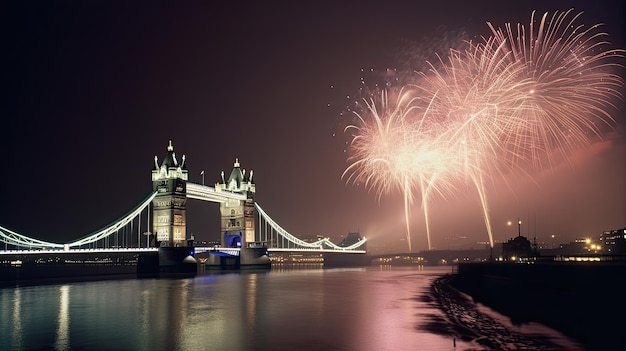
{"left": 3, "top": 1, "right": 624, "bottom": 252}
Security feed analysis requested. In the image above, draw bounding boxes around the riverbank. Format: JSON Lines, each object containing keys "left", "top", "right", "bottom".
{"left": 447, "top": 262, "right": 626, "bottom": 351}
{"left": 429, "top": 274, "right": 583, "bottom": 350}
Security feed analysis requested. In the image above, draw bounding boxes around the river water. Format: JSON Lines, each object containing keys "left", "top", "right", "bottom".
{"left": 0, "top": 266, "right": 582, "bottom": 351}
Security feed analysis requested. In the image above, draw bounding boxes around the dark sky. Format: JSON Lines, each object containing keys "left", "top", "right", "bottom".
{"left": 2, "top": 1, "right": 625, "bottom": 253}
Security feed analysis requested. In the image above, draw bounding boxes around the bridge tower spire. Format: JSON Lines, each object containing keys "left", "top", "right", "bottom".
{"left": 215, "top": 158, "right": 256, "bottom": 248}
{"left": 151, "top": 140, "right": 189, "bottom": 247}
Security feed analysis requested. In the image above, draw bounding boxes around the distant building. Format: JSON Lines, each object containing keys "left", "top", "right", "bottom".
{"left": 338, "top": 232, "right": 365, "bottom": 248}
{"left": 558, "top": 239, "right": 600, "bottom": 255}
{"left": 501, "top": 235, "right": 535, "bottom": 261}
{"left": 537, "top": 237, "right": 605, "bottom": 258}
{"left": 601, "top": 227, "right": 626, "bottom": 254}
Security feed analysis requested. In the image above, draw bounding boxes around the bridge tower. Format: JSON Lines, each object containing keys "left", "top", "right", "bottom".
{"left": 151, "top": 141, "right": 188, "bottom": 247}
{"left": 215, "top": 158, "right": 255, "bottom": 248}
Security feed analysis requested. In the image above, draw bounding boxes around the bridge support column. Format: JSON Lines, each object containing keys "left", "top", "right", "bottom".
{"left": 239, "top": 247, "right": 271, "bottom": 269}
{"left": 200, "top": 249, "right": 270, "bottom": 270}
{"left": 157, "top": 247, "right": 197, "bottom": 274}
{"left": 136, "top": 248, "right": 197, "bottom": 276}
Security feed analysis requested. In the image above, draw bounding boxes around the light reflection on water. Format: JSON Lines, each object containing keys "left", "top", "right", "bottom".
{"left": 0, "top": 266, "right": 576, "bottom": 351}
{"left": 54, "top": 285, "right": 69, "bottom": 350}
{"left": 11, "top": 287, "right": 22, "bottom": 349}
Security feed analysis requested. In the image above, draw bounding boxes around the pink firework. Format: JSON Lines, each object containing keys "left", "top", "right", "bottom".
{"left": 488, "top": 9, "right": 624, "bottom": 170}
{"left": 412, "top": 37, "right": 531, "bottom": 248}
{"left": 416, "top": 9, "right": 623, "bottom": 249}
{"left": 343, "top": 9, "right": 624, "bottom": 252}
{"left": 343, "top": 88, "right": 458, "bottom": 251}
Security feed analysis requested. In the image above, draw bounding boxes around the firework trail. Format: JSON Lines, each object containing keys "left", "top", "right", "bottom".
{"left": 344, "top": 9, "right": 624, "bottom": 251}
{"left": 414, "top": 37, "right": 532, "bottom": 249}
{"left": 343, "top": 89, "right": 421, "bottom": 252}
{"left": 343, "top": 88, "right": 457, "bottom": 251}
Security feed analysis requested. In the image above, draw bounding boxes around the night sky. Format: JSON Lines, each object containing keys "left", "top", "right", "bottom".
{"left": 3, "top": 1, "right": 625, "bottom": 253}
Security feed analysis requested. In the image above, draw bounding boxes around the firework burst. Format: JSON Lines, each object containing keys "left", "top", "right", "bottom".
{"left": 343, "top": 88, "right": 459, "bottom": 251}
{"left": 343, "top": 9, "right": 624, "bottom": 251}
{"left": 411, "top": 37, "right": 537, "bottom": 248}
{"left": 488, "top": 9, "right": 625, "bottom": 169}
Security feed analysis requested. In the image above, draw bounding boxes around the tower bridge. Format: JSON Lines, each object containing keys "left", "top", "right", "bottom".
{"left": 0, "top": 141, "right": 366, "bottom": 277}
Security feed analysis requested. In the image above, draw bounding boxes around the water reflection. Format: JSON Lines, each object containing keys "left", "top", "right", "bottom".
{"left": 245, "top": 273, "right": 257, "bottom": 337}
{"left": 139, "top": 285, "right": 151, "bottom": 344}
{"left": 54, "top": 285, "right": 70, "bottom": 350}
{"left": 145, "top": 279, "right": 190, "bottom": 350}
{"left": 12, "top": 288, "right": 22, "bottom": 349}
{"left": 0, "top": 286, "right": 24, "bottom": 349}
{"left": 0, "top": 267, "right": 580, "bottom": 350}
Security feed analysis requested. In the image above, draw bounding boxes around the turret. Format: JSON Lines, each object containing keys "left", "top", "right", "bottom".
{"left": 151, "top": 140, "right": 188, "bottom": 247}
{"left": 215, "top": 158, "right": 255, "bottom": 194}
